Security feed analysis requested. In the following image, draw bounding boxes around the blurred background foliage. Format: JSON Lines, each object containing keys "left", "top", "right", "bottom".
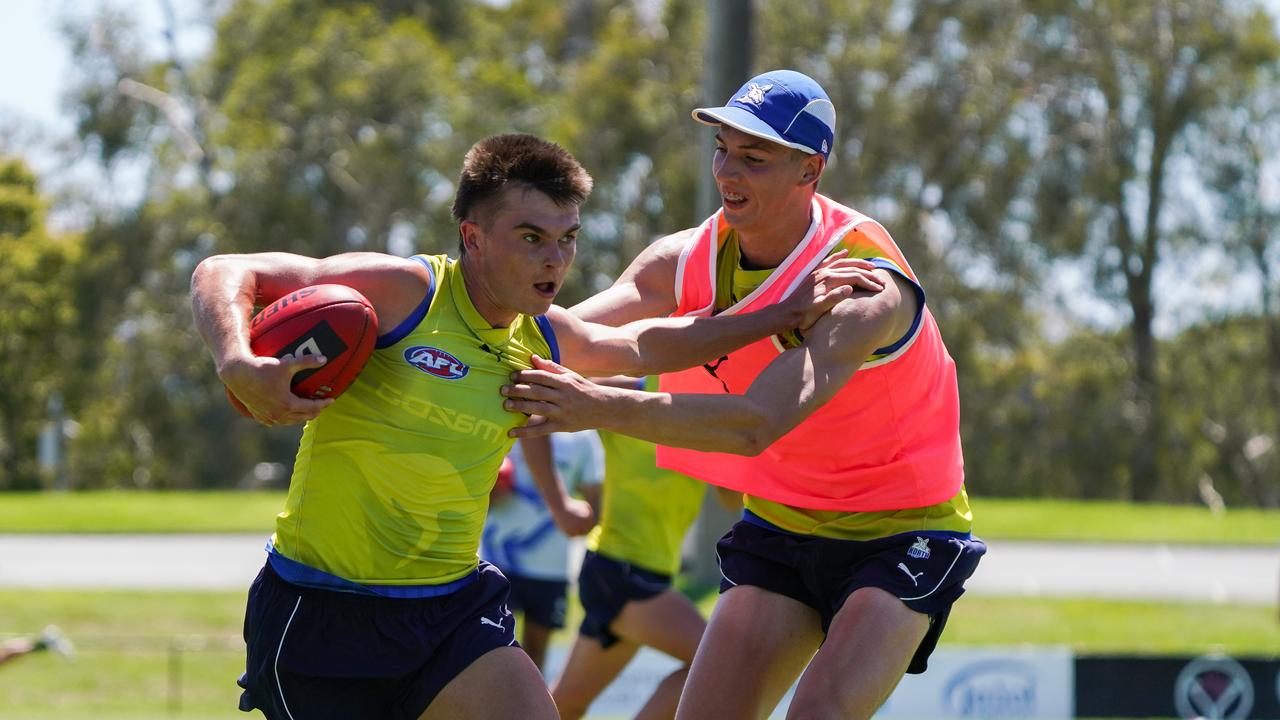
{"left": 1, "top": 0, "right": 1277, "bottom": 507}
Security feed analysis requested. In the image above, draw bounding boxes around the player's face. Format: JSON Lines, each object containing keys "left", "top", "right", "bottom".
{"left": 461, "top": 186, "right": 580, "bottom": 326}
{"left": 712, "top": 126, "right": 819, "bottom": 239}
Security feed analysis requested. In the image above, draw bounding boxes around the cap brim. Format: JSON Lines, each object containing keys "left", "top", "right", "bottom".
{"left": 692, "top": 106, "right": 818, "bottom": 155}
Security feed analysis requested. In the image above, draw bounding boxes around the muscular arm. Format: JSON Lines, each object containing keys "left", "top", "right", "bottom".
{"left": 190, "top": 251, "right": 431, "bottom": 424}
{"left": 550, "top": 250, "right": 879, "bottom": 377}
{"left": 548, "top": 301, "right": 798, "bottom": 377}
{"left": 568, "top": 229, "right": 690, "bottom": 325}
{"left": 507, "top": 270, "right": 919, "bottom": 455}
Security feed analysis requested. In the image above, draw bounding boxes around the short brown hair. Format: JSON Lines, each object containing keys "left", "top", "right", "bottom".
{"left": 452, "top": 134, "right": 593, "bottom": 227}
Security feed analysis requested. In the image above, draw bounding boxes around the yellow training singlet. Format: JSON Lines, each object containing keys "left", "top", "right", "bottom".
{"left": 714, "top": 233, "right": 973, "bottom": 539}
{"left": 272, "top": 255, "right": 556, "bottom": 585}
{"left": 587, "top": 378, "right": 706, "bottom": 575}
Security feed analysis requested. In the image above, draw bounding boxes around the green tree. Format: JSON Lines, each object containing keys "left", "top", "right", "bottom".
{"left": 1165, "top": 316, "right": 1277, "bottom": 506}
{"left": 1023, "top": 0, "right": 1279, "bottom": 499}
{"left": 44, "top": 0, "right": 1280, "bottom": 503}
{"left": 0, "top": 158, "right": 83, "bottom": 489}
{"left": 55, "top": 0, "right": 650, "bottom": 486}
{"left": 1190, "top": 60, "right": 1280, "bottom": 505}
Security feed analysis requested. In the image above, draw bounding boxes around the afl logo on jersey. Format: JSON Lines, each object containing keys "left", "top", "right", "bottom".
{"left": 405, "top": 346, "right": 469, "bottom": 380}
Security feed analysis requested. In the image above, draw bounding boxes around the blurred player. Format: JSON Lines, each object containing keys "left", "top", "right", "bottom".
{"left": 191, "top": 132, "right": 871, "bottom": 720}
{"left": 481, "top": 433, "right": 603, "bottom": 669}
{"left": 0, "top": 626, "right": 74, "bottom": 666}
{"left": 550, "top": 376, "right": 710, "bottom": 720}
{"left": 504, "top": 71, "right": 986, "bottom": 719}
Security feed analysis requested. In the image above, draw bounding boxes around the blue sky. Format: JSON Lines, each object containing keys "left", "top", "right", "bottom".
{"left": 0, "top": 2, "right": 211, "bottom": 133}
{"left": 0, "top": 4, "right": 73, "bottom": 131}
{"left": 0, "top": 1, "right": 211, "bottom": 225}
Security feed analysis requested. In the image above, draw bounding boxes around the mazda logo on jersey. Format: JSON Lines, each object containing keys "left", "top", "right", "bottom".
{"left": 278, "top": 320, "right": 347, "bottom": 388}
{"left": 405, "top": 346, "right": 469, "bottom": 380}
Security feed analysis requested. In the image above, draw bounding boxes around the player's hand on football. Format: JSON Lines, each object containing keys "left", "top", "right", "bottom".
{"left": 785, "top": 250, "right": 885, "bottom": 331}
{"left": 502, "top": 355, "right": 617, "bottom": 437}
{"left": 220, "top": 353, "right": 334, "bottom": 426}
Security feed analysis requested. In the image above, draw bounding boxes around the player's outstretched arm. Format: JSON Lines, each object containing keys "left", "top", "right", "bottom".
{"left": 189, "top": 251, "right": 429, "bottom": 425}
{"left": 549, "top": 251, "right": 883, "bottom": 377}
{"left": 506, "top": 271, "right": 917, "bottom": 455}
{"left": 568, "top": 229, "right": 690, "bottom": 325}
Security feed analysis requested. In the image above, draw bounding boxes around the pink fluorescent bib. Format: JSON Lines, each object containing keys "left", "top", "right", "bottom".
{"left": 657, "top": 195, "right": 964, "bottom": 511}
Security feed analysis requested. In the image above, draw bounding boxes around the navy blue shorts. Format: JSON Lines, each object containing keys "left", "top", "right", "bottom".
{"left": 716, "top": 518, "right": 986, "bottom": 674}
{"left": 577, "top": 551, "right": 672, "bottom": 648}
{"left": 504, "top": 572, "right": 569, "bottom": 629}
{"left": 237, "top": 561, "right": 518, "bottom": 719}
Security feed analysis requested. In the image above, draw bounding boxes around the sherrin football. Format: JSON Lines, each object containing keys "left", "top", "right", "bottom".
{"left": 225, "top": 284, "right": 378, "bottom": 418}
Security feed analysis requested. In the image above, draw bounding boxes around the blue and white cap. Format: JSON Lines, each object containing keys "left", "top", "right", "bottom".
{"left": 693, "top": 70, "right": 836, "bottom": 159}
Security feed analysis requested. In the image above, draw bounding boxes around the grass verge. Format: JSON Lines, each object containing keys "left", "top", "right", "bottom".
{"left": 1, "top": 589, "right": 1275, "bottom": 719}
{"left": 3, "top": 491, "right": 1278, "bottom": 545}
{"left": 973, "top": 496, "right": 1280, "bottom": 545}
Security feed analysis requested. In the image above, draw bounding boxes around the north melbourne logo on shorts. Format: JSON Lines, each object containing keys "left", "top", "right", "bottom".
{"left": 908, "top": 537, "right": 931, "bottom": 559}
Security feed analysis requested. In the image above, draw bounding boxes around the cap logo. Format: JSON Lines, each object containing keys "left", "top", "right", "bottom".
{"left": 822, "top": 139, "right": 829, "bottom": 154}
{"left": 736, "top": 83, "right": 773, "bottom": 107}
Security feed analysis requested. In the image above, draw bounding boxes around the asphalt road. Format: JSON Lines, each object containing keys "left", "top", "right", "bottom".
{"left": 0, "top": 534, "right": 1276, "bottom": 605}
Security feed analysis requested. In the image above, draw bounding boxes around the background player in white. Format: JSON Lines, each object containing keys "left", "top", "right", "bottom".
{"left": 481, "top": 432, "right": 603, "bottom": 669}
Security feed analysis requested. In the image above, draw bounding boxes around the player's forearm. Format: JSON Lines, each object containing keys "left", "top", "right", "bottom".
{"left": 600, "top": 338, "right": 860, "bottom": 455}
{"left": 616, "top": 304, "right": 797, "bottom": 376}
{"left": 592, "top": 388, "right": 778, "bottom": 456}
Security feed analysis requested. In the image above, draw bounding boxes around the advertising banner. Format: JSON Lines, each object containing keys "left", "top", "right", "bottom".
{"left": 1076, "top": 653, "right": 1280, "bottom": 719}
{"left": 873, "top": 646, "right": 1075, "bottom": 719}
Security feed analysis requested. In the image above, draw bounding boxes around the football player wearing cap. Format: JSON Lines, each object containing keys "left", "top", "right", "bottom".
{"left": 504, "top": 70, "right": 987, "bottom": 719}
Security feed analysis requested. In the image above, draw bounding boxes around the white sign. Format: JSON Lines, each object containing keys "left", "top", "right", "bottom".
{"left": 872, "top": 647, "right": 1075, "bottom": 719}
{"left": 543, "top": 645, "right": 1074, "bottom": 719}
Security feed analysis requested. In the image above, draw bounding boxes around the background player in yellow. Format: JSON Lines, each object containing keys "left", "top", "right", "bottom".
{"left": 549, "top": 377, "right": 712, "bottom": 720}
{"left": 191, "top": 133, "right": 879, "bottom": 720}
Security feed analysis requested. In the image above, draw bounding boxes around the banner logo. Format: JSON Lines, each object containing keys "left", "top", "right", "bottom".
{"left": 1174, "top": 655, "right": 1254, "bottom": 720}
{"left": 944, "top": 660, "right": 1037, "bottom": 717}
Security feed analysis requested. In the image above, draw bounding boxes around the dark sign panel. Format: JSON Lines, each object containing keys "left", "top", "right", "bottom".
{"left": 1076, "top": 654, "right": 1280, "bottom": 719}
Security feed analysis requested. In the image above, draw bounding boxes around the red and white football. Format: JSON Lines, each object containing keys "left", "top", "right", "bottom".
{"left": 225, "top": 284, "right": 378, "bottom": 418}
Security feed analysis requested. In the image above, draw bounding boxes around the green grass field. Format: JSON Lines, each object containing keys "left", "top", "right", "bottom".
{"left": 2, "top": 491, "right": 1278, "bottom": 544}
{"left": 973, "top": 496, "right": 1280, "bottom": 545}
{"left": 1, "top": 589, "right": 1276, "bottom": 719}
{"left": 0, "top": 491, "right": 286, "bottom": 534}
